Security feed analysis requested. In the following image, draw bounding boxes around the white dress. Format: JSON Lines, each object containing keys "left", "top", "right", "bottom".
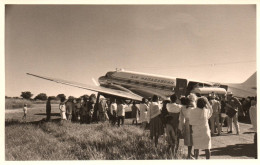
{"left": 139, "top": 103, "right": 148, "bottom": 123}
{"left": 59, "top": 103, "right": 67, "bottom": 120}
{"left": 190, "top": 107, "right": 212, "bottom": 149}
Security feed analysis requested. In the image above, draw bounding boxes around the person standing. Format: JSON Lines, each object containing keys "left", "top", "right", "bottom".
{"left": 209, "top": 94, "right": 221, "bottom": 136}
{"left": 131, "top": 101, "right": 140, "bottom": 125}
{"left": 179, "top": 97, "right": 194, "bottom": 159}
{"left": 139, "top": 98, "right": 149, "bottom": 129}
{"left": 110, "top": 99, "right": 117, "bottom": 125}
{"left": 86, "top": 94, "right": 96, "bottom": 124}
{"left": 22, "top": 104, "right": 28, "bottom": 121}
{"left": 98, "top": 99, "right": 108, "bottom": 122}
{"left": 80, "top": 97, "right": 88, "bottom": 124}
{"left": 66, "top": 96, "right": 74, "bottom": 122}
{"left": 220, "top": 95, "right": 228, "bottom": 133}
{"left": 249, "top": 97, "right": 257, "bottom": 156}
{"left": 149, "top": 95, "right": 164, "bottom": 148}
{"left": 117, "top": 100, "right": 127, "bottom": 126}
{"left": 46, "top": 97, "right": 52, "bottom": 121}
{"left": 190, "top": 97, "right": 213, "bottom": 159}
{"left": 225, "top": 92, "right": 242, "bottom": 135}
{"left": 166, "top": 94, "right": 182, "bottom": 153}
{"left": 59, "top": 98, "right": 67, "bottom": 120}
{"left": 75, "top": 98, "right": 81, "bottom": 122}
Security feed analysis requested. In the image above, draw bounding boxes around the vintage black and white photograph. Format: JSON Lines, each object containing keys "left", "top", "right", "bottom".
{"left": 3, "top": 2, "right": 257, "bottom": 161}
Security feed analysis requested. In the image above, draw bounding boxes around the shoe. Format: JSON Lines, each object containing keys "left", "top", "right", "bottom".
{"left": 236, "top": 132, "right": 240, "bottom": 135}
{"left": 187, "top": 156, "right": 195, "bottom": 159}
{"left": 217, "top": 133, "right": 221, "bottom": 136}
{"left": 228, "top": 131, "right": 233, "bottom": 134}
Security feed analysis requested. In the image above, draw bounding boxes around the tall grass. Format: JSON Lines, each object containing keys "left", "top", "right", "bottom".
{"left": 5, "top": 120, "right": 186, "bottom": 160}
{"left": 5, "top": 98, "right": 33, "bottom": 109}
{"left": 5, "top": 98, "right": 60, "bottom": 109}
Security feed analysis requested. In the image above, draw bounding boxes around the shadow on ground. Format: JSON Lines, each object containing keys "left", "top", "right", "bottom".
{"left": 34, "top": 113, "right": 61, "bottom": 116}
{"left": 201, "top": 143, "right": 257, "bottom": 159}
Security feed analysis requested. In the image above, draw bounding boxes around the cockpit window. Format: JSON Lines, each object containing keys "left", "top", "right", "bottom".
{"left": 105, "top": 71, "right": 115, "bottom": 78}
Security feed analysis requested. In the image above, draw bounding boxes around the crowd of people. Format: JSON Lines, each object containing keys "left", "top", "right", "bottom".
{"left": 31, "top": 91, "right": 256, "bottom": 159}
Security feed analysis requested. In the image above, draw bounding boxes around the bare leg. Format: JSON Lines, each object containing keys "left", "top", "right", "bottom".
{"left": 187, "top": 146, "right": 192, "bottom": 158}
{"left": 205, "top": 149, "right": 211, "bottom": 159}
{"left": 194, "top": 149, "right": 199, "bottom": 159}
{"left": 216, "top": 115, "right": 221, "bottom": 135}
{"left": 210, "top": 116, "right": 215, "bottom": 135}
{"left": 233, "top": 114, "right": 240, "bottom": 134}
{"left": 155, "top": 135, "right": 158, "bottom": 148}
{"left": 228, "top": 117, "right": 233, "bottom": 132}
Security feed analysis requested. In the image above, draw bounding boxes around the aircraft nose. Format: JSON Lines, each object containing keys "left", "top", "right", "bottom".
{"left": 98, "top": 76, "right": 107, "bottom": 85}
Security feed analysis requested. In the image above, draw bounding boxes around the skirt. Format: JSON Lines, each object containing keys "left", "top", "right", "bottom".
{"left": 183, "top": 120, "right": 193, "bottom": 146}
{"left": 150, "top": 115, "right": 164, "bottom": 138}
{"left": 192, "top": 125, "right": 211, "bottom": 149}
{"left": 60, "top": 111, "right": 66, "bottom": 120}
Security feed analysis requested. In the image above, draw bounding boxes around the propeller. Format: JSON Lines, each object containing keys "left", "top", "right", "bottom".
{"left": 92, "top": 78, "right": 99, "bottom": 86}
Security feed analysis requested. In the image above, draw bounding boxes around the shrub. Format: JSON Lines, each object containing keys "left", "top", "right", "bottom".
{"left": 20, "top": 91, "right": 33, "bottom": 100}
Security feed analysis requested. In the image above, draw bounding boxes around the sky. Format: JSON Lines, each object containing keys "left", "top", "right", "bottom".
{"left": 5, "top": 5, "right": 256, "bottom": 98}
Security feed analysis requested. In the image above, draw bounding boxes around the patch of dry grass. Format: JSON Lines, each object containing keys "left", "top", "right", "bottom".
{"left": 5, "top": 98, "right": 33, "bottom": 109}
{"left": 5, "top": 120, "right": 186, "bottom": 160}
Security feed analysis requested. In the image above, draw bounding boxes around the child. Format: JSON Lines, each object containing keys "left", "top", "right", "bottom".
{"left": 22, "top": 104, "right": 28, "bottom": 120}
{"left": 165, "top": 115, "right": 178, "bottom": 156}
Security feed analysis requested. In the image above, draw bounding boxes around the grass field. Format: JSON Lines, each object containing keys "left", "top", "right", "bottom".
{"left": 5, "top": 98, "right": 60, "bottom": 109}
{"left": 5, "top": 104, "right": 257, "bottom": 160}
{"left": 5, "top": 98, "right": 33, "bottom": 109}
{"left": 5, "top": 119, "right": 186, "bottom": 160}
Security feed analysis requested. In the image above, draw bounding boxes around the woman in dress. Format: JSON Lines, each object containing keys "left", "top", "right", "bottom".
{"left": 59, "top": 97, "right": 67, "bottom": 120}
{"left": 179, "top": 97, "right": 194, "bottom": 159}
{"left": 149, "top": 95, "right": 164, "bottom": 147}
{"left": 189, "top": 96, "right": 213, "bottom": 159}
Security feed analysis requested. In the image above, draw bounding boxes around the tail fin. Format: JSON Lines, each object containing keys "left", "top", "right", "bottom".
{"left": 242, "top": 72, "right": 256, "bottom": 86}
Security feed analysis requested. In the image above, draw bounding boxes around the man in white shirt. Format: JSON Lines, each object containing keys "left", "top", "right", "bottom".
{"left": 209, "top": 94, "right": 221, "bottom": 136}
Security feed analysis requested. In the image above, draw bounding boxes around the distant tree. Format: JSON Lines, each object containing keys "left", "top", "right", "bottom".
{"left": 20, "top": 91, "right": 33, "bottom": 100}
{"left": 56, "top": 94, "right": 66, "bottom": 100}
{"left": 34, "top": 93, "right": 48, "bottom": 101}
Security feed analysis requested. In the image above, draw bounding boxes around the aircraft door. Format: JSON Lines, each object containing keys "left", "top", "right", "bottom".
{"left": 175, "top": 78, "right": 188, "bottom": 98}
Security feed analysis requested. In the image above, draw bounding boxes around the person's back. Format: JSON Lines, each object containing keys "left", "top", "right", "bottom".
{"left": 149, "top": 102, "right": 161, "bottom": 119}
{"left": 117, "top": 103, "right": 126, "bottom": 126}
{"left": 110, "top": 102, "right": 117, "bottom": 115}
{"left": 210, "top": 99, "right": 220, "bottom": 114}
{"left": 139, "top": 103, "right": 148, "bottom": 122}
{"left": 166, "top": 102, "right": 181, "bottom": 113}
{"left": 117, "top": 104, "right": 126, "bottom": 117}
{"left": 66, "top": 101, "right": 73, "bottom": 115}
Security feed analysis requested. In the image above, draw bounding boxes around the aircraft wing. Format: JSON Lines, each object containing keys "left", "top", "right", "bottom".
{"left": 27, "top": 73, "right": 142, "bottom": 101}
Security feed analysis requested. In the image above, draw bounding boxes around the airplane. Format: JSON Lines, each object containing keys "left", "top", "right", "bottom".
{"left": 27, "top": 69, "right": 256, "bottom": 102}
{"left": 225, "top": 72, "right": 257, "bottom": 98}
